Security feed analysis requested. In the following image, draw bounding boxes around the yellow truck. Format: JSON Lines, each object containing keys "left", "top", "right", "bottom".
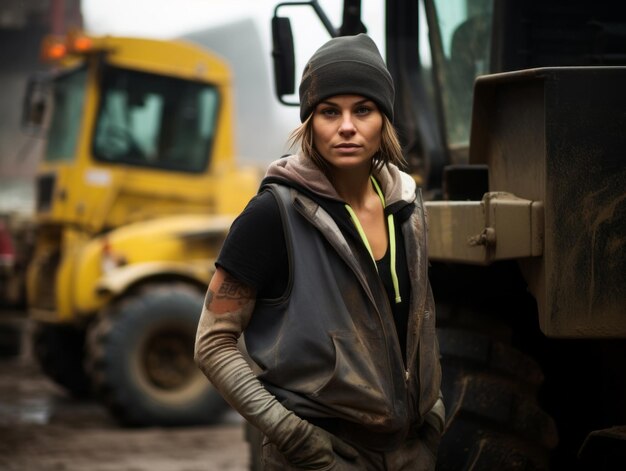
{"left": 23, "top": 31, "right": 259, "bottom": 425}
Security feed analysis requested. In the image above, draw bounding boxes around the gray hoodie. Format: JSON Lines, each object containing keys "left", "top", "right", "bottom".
{"left": 244, "top": 153, "right": 442, "bottom": 450}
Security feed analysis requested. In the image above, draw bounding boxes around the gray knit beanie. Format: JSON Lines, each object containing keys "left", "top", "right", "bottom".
{"left": 299, "top": 34, "right": 394, "bottom": 122}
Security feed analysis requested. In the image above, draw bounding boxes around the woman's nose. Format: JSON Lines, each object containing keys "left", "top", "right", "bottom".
{"left": 338, "top": 113, "right": 357, "bottom": 135}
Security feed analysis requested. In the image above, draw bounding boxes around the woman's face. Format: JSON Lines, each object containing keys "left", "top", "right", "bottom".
{"left": 312, "top": 95, "right": 383, "bottom": 172}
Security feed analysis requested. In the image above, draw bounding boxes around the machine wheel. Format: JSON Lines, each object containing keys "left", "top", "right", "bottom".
{"left": 85, "top": 282, "right": 227, "bottom": 426}
{"left": 32, "top": 322, "right": 92, "bottom": 398}
{"left": 436, "top": 307, "right": 559, "bottom": 471}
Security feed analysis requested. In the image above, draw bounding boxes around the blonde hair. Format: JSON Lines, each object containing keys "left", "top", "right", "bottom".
{"left": 289, "top": 112, "right": 406, "bottom": 172}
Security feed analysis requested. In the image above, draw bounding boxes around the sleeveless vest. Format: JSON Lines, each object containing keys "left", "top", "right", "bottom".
{"left": 244, "top": 183, "right": 441, "bottom": 450}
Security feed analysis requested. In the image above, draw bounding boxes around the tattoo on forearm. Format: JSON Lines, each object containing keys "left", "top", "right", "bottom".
{"left": 216, "top": 275, "right": 254, "bottom": 304}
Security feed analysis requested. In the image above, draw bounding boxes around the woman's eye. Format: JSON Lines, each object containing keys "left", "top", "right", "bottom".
{"left": 320, "top": 108, "right": 339, "bottom": 117}
{"left": 355, "top": 106, "right": 372, "bottom": 115}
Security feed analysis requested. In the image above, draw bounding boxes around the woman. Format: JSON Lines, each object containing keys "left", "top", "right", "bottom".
{"left": 195, "top": 34, "right": 444, "bottom": 470}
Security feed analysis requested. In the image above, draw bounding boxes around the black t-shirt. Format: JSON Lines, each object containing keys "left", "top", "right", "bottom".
{"left": 216, "top": 190, "right": 288, "bottom": 299}
{"left": 216, "top": 183, "right": 413, "bottom": 361}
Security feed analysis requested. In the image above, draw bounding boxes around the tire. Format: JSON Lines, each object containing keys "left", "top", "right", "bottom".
{"left": 436, "top": 307, "right": 559, "bottom": 471}
{"left": 85, "top": 283, "right": 228, "bottom": 426}
{"left": 32, "top": 322, "right": 92, "bottom": 398}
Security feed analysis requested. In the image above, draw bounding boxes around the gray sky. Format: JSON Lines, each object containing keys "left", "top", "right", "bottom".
{"left": 81, "top": 0, "right": 382, "bottom": 42}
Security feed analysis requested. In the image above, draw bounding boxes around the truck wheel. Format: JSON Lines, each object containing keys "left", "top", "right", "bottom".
{"left": 436, "top": 310, "right": 559, "bottom": 471}
{"left": 85, "top": 283, "right": 227, "bottom": 426}
{"left": 32, "top": 322, "right": 92, "bottom": 398}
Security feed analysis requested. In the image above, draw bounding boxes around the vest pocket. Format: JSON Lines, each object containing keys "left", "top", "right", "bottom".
{"left": 310, "top": 332, "right": 393, "bottom": 421}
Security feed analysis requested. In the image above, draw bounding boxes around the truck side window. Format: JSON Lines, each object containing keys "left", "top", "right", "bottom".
{"left": 432, "top": 0, "right": 492, "bottom": 146}
{"left": 93, "top": 65, "right": 219, "bottom": 173}
{"left": 46, "top": 67, "right": 88, "bottom": 162}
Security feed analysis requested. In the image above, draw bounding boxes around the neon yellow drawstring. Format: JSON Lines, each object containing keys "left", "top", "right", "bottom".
{"left": 345, "top": 176, "right": 402, "bottom": 304}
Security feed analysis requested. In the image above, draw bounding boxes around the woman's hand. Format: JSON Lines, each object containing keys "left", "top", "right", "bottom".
{"left": 281, "top": 424, "right": 359, "bottom": 469}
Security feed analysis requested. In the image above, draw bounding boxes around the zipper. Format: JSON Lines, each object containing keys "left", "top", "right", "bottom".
{"left": 404, "top": 190, "right": 428, "bottom": 393}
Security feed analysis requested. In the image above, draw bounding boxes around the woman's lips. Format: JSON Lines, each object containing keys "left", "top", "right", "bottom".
{"left": 334, "top": 144, "right": 361, "bottom": 154}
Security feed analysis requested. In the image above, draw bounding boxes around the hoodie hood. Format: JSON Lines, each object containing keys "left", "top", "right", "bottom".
{"left": 264, "top": 153, "right": 417, "bottom": 207}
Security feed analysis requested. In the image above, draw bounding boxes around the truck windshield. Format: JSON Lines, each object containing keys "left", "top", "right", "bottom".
{"left": 93, "top": 65, "right": 219, "bottom": 173}
{"left": 46, "top": 67, "right": 88, "bottom": 162}
{"left": 431, "top": 0, "right": 492, "bottom": 146}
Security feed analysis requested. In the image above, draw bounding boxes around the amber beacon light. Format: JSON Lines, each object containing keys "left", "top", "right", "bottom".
{"left": 40, "top": 30, "right": 97, "bottom": 62}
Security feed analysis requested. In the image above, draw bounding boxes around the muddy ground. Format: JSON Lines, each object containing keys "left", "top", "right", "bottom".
{"left": 0, "top": 313, "right": 249, "bottom": 471}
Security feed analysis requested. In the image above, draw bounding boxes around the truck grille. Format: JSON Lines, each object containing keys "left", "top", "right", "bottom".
{"left": 36, "top": 174, "right": 55, "bottom": 212}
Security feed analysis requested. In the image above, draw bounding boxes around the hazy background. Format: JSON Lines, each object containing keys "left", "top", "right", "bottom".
{"left": 0, "top": 0, "right": 384, "bottom": 213}
{"left": 82, "top": 0, "right": 386, "bottom": 166}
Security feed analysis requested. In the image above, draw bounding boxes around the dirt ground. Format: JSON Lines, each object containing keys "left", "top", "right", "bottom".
{"left": 0, "top": 313, "right": 250, "bottom": 471}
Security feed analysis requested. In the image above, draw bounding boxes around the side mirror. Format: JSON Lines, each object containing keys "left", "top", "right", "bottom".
{"left": 270, "top": 0, "right": 338, "bottom": 107}
{"left": 271, "top": 16, "right": 297, "bottom": 105}
{"left": 22, "top": 74, "right": 50, "bottom": 132}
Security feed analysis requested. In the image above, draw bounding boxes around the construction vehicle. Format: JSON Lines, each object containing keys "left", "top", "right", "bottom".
{"left": 22, "top": 31, "right": 260, "bottom": 426}
{"left": 268, "top": 0, "right": 626, "bottom": 469}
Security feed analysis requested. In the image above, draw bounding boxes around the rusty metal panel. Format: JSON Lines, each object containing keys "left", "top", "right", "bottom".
{"left": 470, "top": 67, "right": 626, "bottom": 338}
{"left": 426, "top": 201, "right": 487, "bottom": 263}
{"left": 485, "top": 194, "right": 544, "bottom": 260}
{"left": 426, "top": 193, "right": 542, "bottom": 264}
